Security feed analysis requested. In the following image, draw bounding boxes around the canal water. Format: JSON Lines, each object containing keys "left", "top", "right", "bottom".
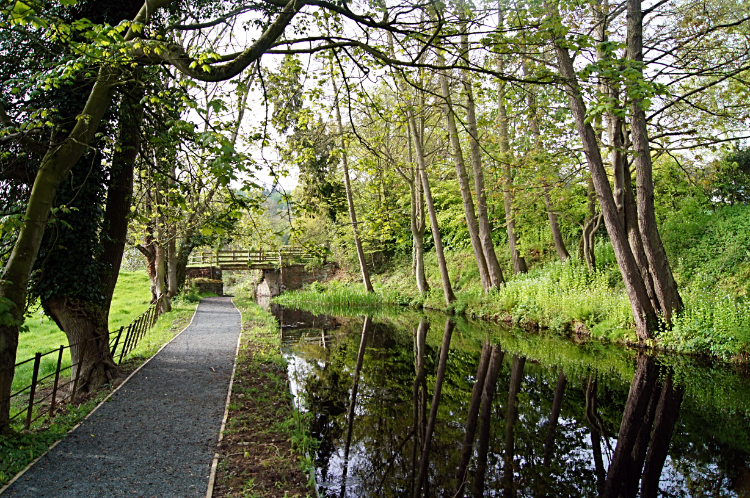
{"left": 270, "top": 304, "right": 750, "bottom": 497}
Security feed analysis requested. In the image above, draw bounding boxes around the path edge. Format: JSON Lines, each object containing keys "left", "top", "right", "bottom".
{"left": 205, "top": 298, "right": 244, "bottom": 498}
{"left": 0, "top": 300, "right": 202, "bottom": 496}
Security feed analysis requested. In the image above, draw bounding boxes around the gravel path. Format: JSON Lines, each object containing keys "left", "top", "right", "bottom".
{"left": 2, "top": 297, "right": 241, "bottom": 498}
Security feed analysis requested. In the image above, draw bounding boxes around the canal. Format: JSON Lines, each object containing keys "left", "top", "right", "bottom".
{"left": 271, "top": 304, "right": 750, "bottom": 497}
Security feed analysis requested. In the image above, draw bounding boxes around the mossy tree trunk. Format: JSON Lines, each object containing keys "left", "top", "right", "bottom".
{"left": 42, "top": 86, "right": 144, "bottom": 392}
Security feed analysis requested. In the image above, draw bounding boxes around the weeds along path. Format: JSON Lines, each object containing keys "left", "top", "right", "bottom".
{"left": 1, "top": 297, "right": 241, "bottom": 498}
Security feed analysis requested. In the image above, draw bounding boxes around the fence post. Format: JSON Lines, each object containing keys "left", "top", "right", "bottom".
{"left": 111, "top": 326, "right": 124, "bottom": 357}
{"left": 71, "top": 339, "right": 89, "bottom": 405}
{"left": 49, "top": 345, "right": 64, "bottom": 417}
{"left": 25, "top": 353, "right": 41, "bottom": 429}
{"left": 130, "top": 317, "right": 142, "bottom": 354}
{"left": 119, "top": 324, "right": 132, "bottom": 363}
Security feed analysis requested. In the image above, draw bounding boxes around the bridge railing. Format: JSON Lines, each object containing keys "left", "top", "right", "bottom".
{"left": 189, "top": 247, "right": 322, "bottom": 269}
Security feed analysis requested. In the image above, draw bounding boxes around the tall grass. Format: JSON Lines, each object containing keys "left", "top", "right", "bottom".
{"left": 274, "top": 280, "right": 409, "bottom": 308}
{"left": 464, "top": 260, "right": 633, "bottom": 340}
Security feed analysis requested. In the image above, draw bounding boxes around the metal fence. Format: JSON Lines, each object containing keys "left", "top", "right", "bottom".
{"left": 1, "top": 302, "right": 159, "bottom": 430}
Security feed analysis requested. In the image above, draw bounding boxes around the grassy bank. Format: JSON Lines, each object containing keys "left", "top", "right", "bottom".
{"left": 213, "top": 295, "right": 314, "bottom": 497}
{"left": 276, "top": 245, "right": 632, "bottom": 337}
{"left": 276, "top": 240, "right": 750, "bottom": 362}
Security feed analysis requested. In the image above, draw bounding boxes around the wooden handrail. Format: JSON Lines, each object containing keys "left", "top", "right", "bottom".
{"left": 189, "top": 247, "right": 322, "bottom": 268}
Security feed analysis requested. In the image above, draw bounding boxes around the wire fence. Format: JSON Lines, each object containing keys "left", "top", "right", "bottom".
{"left": 0, "top": 302, "right": 159, "bottom": 431}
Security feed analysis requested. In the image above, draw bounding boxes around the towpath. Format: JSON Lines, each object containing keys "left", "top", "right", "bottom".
{"left": 1, "top": 297, "right": 240, "bottom": 498}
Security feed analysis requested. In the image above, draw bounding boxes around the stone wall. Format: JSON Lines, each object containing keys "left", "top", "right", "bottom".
{"left": 194, "top": 281, "right": 224, "bottom": 296}
{"left": 256, "top": 269, "right": 281, "bottom": 298}
{"left": 186, "top": 267, "right": 222, "bottom": 280}
{"left": 256, "top": 262, "right": 337, "bottom": 297}
{"left": 280, "top": 263, "right": 338, "bottom": 291}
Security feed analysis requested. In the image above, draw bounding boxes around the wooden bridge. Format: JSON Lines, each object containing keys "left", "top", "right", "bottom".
{"left": 188, "top": 247, "right": 324, "bottom": 270}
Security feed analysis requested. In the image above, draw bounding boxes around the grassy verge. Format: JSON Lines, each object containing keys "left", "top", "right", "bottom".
{"left": 0, "top": 297, "right": 199, "bottom": 488}
{"left": 212, "top": 295, "right": 314, "bottom": 498}
{"left": 276, "top": 244, "right": 750, "bottom": 362}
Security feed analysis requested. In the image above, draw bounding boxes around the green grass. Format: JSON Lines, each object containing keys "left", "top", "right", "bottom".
{"left": 274, "top": 280, "right": 409, "bottom": 308}
{"left": 231, "top": 292, "right": 317, "bottom": 490}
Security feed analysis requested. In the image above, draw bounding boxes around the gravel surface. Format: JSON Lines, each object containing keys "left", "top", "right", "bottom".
{"left": 2, "top": 297, "right": 241, "bottom": 498}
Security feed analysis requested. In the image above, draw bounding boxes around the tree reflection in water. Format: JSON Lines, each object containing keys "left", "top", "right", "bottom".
{"left": 278, "top": 309, "right": 750, "bottom": 498}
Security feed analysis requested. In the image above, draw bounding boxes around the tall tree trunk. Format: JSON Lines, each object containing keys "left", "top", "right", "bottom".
{"left": 406, "top": 118, "right": 429, "bottom": 294}
{"left": 454, "top": 341, "right": 491, "bottom": 497}
{"left": 498, "top": 86, "right": 527, "bottom": 275}
{"left": 580, "top": 177, "right": 599, "bottom": 271}
{"left": 166, "top": 166, "right": 178, "bottom": 298}
{"left": 592, "top": 0, "right": 660, "bottom": 313}
{"left": 550, "top": 30, "right": 658, "bottom": 340}
{"left": 43, "top": 86, "right": 145, "bottom": 393}
{"left": 502, "top": 355, "right": 526, "bottom": 497}
{"left": 153, "top": 174, "right": 170, "bottom": 314}
{"left": 166, "top": 222, "right": 178, "bottom": 299}
{"left": 0, "top": 68, "right": 119, "bottom": 432}
{"left": 459, "top": 26, "right": 505, "bottom": 288}
{"left": 408, "top": 112, "right": 456, "bottom": 306}
{"left": 413, "top": 172, "right": 429, "bottom": 295}
{"left": 332, "top": 76, "right": 373, "bottom": 293}
{"left": 436, "top": 53, "right": 492, "bottom": 291}
{"left": 101, "top": 87, "right": 143, "bottom": 311}
{"left": 472, "top": 345, "right": 504, "bottom": 498}
{"left": 155, "top": 221, "right": 170, "bottom": 314}
{"left": 622, "top": 136, "right": 659, "bottom": 312}
{"left": 524, "top": 61, "right": 570, "bottom": 262}
{"left": 414, "top": 318, "right": 454, "bottom": 498}
{"left": 543, "top": 188, "right": 570, "bottom": 261}
{"left": 496, "top": 48, "right": 527, "bottom": 274}
{"left": 626, "top": 0, "right": 683, "bottom": 322}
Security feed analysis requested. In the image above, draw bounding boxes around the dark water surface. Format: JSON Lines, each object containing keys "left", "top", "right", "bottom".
{"left": 270, "top": 304, "right": 750, "bottom": 498}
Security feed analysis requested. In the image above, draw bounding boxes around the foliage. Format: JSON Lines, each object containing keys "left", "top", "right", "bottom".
{"left": 661, "top": 200, "right": 750, "bottom": 293}
{"left": 712, "top": 147, "right": 750, "bottom": 205}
